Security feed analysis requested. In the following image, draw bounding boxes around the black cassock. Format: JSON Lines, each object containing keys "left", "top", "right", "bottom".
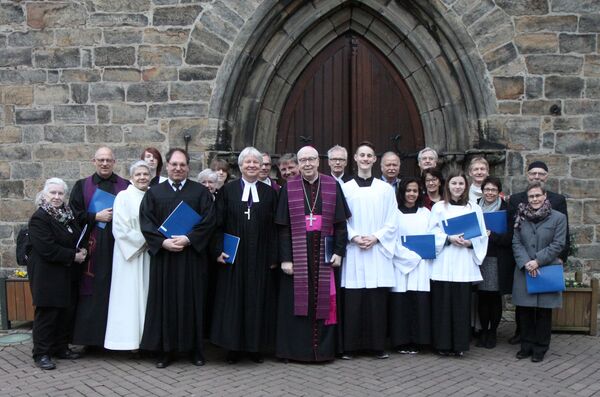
{"left": 275, "top": 178, "right": 350, "bottom": 362}
{"left": 210, "top": 180, "right": 278, "bottom": 353}
{"left": 139, "top": 180, "right": 215, "bottom": 354}
{"left": 70, "top": 173, "right": 128, "bottom": 347}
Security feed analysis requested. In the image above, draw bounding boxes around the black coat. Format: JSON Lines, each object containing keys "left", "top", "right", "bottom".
{"left": 28, "top": 208, "right": 81, "bottom": 307}
{"left": 478, "top": 200, "right": 514, "bottom": 294}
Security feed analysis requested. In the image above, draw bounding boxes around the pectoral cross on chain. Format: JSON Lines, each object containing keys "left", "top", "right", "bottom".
{"left": 244, "top": 207, "right": 251, "bottom": 220}
{"left": 307, "top": 212, "right": 316, "bottom": 226}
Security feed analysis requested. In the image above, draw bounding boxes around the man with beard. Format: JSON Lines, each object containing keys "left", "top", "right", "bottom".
{"left": 70, "top": 147, "right": 129, "bottom": 349}
{"left": 139, "top": 148, "right": 216, "bottom": 368}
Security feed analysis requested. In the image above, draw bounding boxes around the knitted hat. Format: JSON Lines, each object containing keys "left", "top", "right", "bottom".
{"left": 527, "top": 160, "right": 548, "bottom": 172}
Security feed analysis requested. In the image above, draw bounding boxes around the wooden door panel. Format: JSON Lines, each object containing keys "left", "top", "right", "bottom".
{"left": 277, "top": 33, "right": 424, "bottom": 177}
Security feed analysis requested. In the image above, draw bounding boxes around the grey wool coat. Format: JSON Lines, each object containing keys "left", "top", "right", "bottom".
{"left": 512, "top": 209, "right": 567, "bottom": 309}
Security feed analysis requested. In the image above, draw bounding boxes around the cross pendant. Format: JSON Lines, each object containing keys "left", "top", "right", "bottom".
{"left": 244, "top": 207, "right": 251, "bottom": 220}
{"left": 308, "top": 212, "right": 316, "bottom": 226}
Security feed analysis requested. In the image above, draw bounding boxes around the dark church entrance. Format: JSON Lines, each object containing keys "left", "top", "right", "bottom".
{"left": 276, "top": 34, "right": 425, "bottom": 176}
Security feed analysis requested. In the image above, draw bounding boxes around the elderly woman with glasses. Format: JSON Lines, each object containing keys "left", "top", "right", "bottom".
{"left": 512, "top": 182, "right": 566, "bottom": 363}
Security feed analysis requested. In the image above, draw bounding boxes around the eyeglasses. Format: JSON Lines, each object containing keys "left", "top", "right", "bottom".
{"left": 329, "top": 158, "right": 346, "bottom": 162}
{"left": 425, "top": 178, "right": 439, "bottom": 184}
{"left": 298, "top": 156, "right": 318, "bottom": 164}
{"left": 527, "top": 194, "right": 545, "bottom": 199}
{"left": 528, "top": 171, "right": 548, "bottom": 177}
{"left": 483, "top": 188, "right": 499, "bottom": 193}
{"left": 94, "top": 158, "right": 114, "bottom": 163}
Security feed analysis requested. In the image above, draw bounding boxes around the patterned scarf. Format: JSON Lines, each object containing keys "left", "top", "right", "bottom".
{"left": 40, "top": 198, "right": 75, "bottom": 226}
{"left": 514, "top": 199, "right": 552, "bottom": 230}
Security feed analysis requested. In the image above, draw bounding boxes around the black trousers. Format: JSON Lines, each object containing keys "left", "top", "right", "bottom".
{"left": 342, "top": 288, "right": 388, "bottom": 352}
{"left": 518, "top": 306, "right": 552, "bottom": 355}
{"left": 32, "top": 306, "right": 73, "bottom": 359}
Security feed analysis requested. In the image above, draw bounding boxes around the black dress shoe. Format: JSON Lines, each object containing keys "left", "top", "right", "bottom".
{"left": 191, "top": 353, "right": 205, "bottom": 366}
{"left": 485, "top": 332, "right": 497, "bottom": 349}
{"left": 226, "top": 351, "right": 240, "bottom": 364}
{"left": 35, "top": 355, "right": 56, "bottom": 370}
{"left": 249, "top": 352, "right": 264, "bottom": 363}
{"left": 531, "top": 353, "right": 544, "bottom": 363}
{"left": 55, "top": 349, "right": 82, "bottom": 360}
{"left": 156, "top": 354, "right": 172, "bottom": 369}
{"left": 516, "top": 350, "right": 532, "bottom": 360}
{"left": 508, "top": 334, "right": 521, "bottom": 345}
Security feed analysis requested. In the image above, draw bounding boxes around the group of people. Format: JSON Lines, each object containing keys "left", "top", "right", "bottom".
{"left": 25, "top": 142, "right": 569, "bottom": 371}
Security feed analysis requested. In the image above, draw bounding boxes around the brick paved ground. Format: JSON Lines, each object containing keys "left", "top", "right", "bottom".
{"left": 1, "top": 318, "right": 599, "bottom": 397}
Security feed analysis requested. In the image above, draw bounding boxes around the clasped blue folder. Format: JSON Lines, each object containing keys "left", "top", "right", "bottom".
{"left": 442, "top": 211, "right": 482, "bottom": 239}
{"left": 324, "top": 236, "right": 334, "bottom": 263}
{"left": 88, "top": 189, "right": 116, "bottom": 229}
{"left": 158, "top": 200, "right": 203, "bottom": 238}
{"left": 526, "top": 264, "right": 565, "bottom": 294}
{"left": 223, "top": 233, "right": 240, "bottom": 264}
{"left": 483, "top": 210, "right": 508, "bottom": 234}
{"left": 401, "top": 234, "right": 436, "bottom": 259}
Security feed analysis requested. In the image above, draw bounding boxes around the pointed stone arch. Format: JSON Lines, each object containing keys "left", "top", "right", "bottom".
{"left": 207, "top": 0, "right": 496, "bottom": 155}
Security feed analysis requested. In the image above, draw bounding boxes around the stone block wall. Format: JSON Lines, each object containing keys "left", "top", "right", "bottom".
{"left": 0, "top": 0, "right": 599, "bottom": 280}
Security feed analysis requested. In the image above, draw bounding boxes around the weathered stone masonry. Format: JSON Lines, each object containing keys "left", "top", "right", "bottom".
{"left": 0, "top": 0, "right": 599, "bottom": 280}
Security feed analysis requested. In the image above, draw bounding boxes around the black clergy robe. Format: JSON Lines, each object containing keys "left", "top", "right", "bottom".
{"left": 275, "top": 176, "right": 350, "bottom": 362}
{"left": 70, "top": 173, "right": 129, "bottom": 347}
{"left": 139, "top": 180, "right": 216, "bottom": 354}
{"left": 210, "top": 180, "right": 279, "bottom": 353}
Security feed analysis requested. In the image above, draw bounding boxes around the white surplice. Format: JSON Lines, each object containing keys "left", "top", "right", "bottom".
{"left": 341, "top": 179, "right": 398, "bottom": 288}
{"left": 392, "top": 207, "right": 438, "bottom": 292}
{"left": 428, "top": 201, "right": 488, "bottom": 282}
{"left": 104, "top": 185, "right": 150, "bottom": 350}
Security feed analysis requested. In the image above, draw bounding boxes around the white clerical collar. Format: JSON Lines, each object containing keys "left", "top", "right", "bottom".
{"left": 260, "top": 177, "right": 272, "bottom": 186}
{"left": 168, "top": 178, "right": 186, "bottom": 191}
{"left": 332, "top": 172, "right": 343, "bottom": 183}
{"left": 241, "top": 178, "right": 260, "bottom": 203}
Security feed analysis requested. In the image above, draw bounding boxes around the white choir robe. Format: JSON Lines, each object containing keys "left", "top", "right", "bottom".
{"left": 341, "top": 179, "right": 397, "bottom": 288}
{"left": 428, "top": 201, "right": 488, "bottom": 282}
{"left": 104, "top": 185, "right": 150, "bottom": 350}
{"left": 392, "top": 207, "right": 438, "bottom": 293}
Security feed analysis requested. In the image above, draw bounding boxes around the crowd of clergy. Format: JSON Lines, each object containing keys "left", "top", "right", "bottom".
{"left": 25, "top": 141, "right": 569, "bottom": 370}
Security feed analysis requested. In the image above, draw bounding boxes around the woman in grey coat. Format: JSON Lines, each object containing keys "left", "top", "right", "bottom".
{"left": 512, "top": 181, "right": 566, "bottom": 363}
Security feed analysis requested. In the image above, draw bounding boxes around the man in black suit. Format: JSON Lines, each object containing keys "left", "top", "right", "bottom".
{"left": 507, "top": 160, "right": 569, "bottom": 344}
{"left": 328, "top": 145, "right": 353, "bottom": 184}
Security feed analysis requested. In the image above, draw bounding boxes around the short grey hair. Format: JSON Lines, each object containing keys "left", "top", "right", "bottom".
{"left": 278, "top": 153, "right": 298, "bottom": 165}
{"left": 36, "top": 177, "right": 68, "bottom": 206}
{"left": 129, "top": 160, "right": 151, "bottom": 176}
{"left": 197, "top": 169, "right": 218, "bottom": 183}
{"left": 418, "top": 147, "right": 438, "bottom": 161}
{"left": 238, "top": 146, "right": 263, "bottom": 167}
{"left": 327, "top": 145, "right": 347, "bottom": 159}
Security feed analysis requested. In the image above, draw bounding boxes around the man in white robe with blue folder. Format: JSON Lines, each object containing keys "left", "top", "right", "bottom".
{"left": 139, "top": 148, "right": 216, "bottom": 368}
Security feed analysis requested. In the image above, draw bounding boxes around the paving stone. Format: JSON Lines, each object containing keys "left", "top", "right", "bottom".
{"left": 26, "top": 2, "right": 86, "bottom": 29}
{"left": 526, "top": 55, "right": 583, "bottom": 74}
{"left": 515, "top": 33, "right": 559, "bottom": 54}
{"left": 0, "top": 3, "right": 24, "bottom": 25}
{"left": 514, "top": 15, "right": 578, "bottom": 33}
{"left": 579, "top": 14, "right": 600, "bottom": 33}
{"left": 496, "top": 0, "right": 548, "bottom": 15}
{"left": 559, "top": 34, "right": 597, "bottom": 54}
{"left": 94, "top": 47, "right": 136, "bottom": 67}
{"left": 15, "top": 110, "right": 51, "bottom": 125}
{"left": 139, "top": 45, "right": 183, "bottom": 66}
{"left": 0, "top": 49, "right": 32, "bottom": 67}
{"left": 545, "top": 76, "right": 584, "bottom": 99}
{"left": 54, "top": 105, "right": 96, "bottom": 124}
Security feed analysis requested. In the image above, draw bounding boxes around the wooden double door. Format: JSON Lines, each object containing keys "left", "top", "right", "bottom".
{"left": 276, "top": 34, "right": 424, "bottom": 176}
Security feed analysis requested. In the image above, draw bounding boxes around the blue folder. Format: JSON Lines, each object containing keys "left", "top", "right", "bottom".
{"left": 324, "top": 236, "right": 334, "bottom": 263}
{"left": 401, "top": 234, "right": 436, "bottom": 259}
{"left": 223, "top": 233, "right": 240, "bottom": 264}
{"left": 158, "top": 200, "right": 203, "bottom": 238}
{"left": 442, "top": 211, "right": 482, "bottom": 239}
{"left": 526, "top": 264, "right": 565, "bottom": 294}
{"left": 87, "top": 189, "right": 116, "bottom": 229}
{"left": 483, "top": 211, "right": 508, "bottom": 234}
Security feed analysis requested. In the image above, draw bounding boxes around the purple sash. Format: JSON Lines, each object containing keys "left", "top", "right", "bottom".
{"left": 81, "top": 174, "right": 129, "bottom": 295}
{"left": 287, "top": 174, "right": 337, "bottom": 320}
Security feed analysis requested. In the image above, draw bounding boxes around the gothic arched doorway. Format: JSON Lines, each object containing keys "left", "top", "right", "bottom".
{"left": 276, "top": 34, "right": 424, "bottom": 176}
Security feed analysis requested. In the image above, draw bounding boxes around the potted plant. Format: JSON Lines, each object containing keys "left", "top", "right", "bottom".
{"left": 1, "top": 269, "right": 34, "bottom": 329}
{"left": 552, "top": 238, "right": 598, "bottom": 336}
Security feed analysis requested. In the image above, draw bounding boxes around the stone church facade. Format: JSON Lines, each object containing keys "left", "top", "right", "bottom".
{"left": 0, "top": 0, "right": 599, "bottom": 278}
